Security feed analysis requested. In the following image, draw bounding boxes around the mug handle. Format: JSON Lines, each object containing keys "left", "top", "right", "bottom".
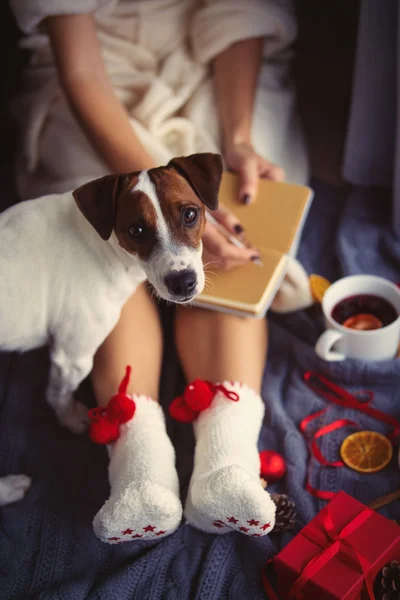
{"left": 315, "top": 330, "right": 346, "bottom": 361}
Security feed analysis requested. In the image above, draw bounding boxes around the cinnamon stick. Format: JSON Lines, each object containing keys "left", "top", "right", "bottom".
{"left": 369, "top": 488, "right": 400, "bottom": 511}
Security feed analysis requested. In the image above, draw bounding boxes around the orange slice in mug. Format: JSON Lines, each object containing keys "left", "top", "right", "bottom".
{"left": 309, "top": 274, "right": 331, "bottom": 304}
{"left": 340, "top": 431, "right": 393, "bottom": 473}
{"left": 342, "top": 313, "right": 383, "bottom": 330}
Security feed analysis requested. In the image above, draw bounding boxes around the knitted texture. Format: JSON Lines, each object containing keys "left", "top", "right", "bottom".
{"left": 185, "top": 382, "right": 276, "bottom": 535}
{"left": 93, "top": 394, "right": 182, "bottom": 543}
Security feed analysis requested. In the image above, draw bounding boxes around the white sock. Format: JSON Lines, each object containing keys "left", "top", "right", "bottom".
{"left": 184, "top": 382, "right": 276, "bottom": 536}
{"left": 270, "top": 256, "right": 313, "bottom": 313}
{"left": 93, "top": 395, "right": 182, "bottom": 544}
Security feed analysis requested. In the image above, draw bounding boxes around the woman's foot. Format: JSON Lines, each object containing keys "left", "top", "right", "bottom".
{"left": 94, "top": 481, "right": 182, "bottom": 543}
{"left": 184, "top": 382, "right": 276, "bottom": 536}
{"left": 93, "top": 394, "right": 182, "bottom": 544}
{"left": 185, "top": 465, "right": 275, "bottom": 535}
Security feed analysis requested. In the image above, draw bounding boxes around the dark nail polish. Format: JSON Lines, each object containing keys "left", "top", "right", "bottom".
{"left": 242, "top": 194, "right": 251, "bottom": 205}
{"left": 251, "top": 255, "right": 261, "bottom": 262}
{"left": 234, "top": 224, "right": 244, "bottom": 234}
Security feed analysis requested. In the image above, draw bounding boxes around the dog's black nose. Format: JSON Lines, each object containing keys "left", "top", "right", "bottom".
{"left": 165, "top": 269, "right": 197, "bottom": 299}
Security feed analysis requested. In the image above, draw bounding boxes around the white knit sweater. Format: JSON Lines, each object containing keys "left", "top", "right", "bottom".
{"left": 10, "top": 0, "right": 308, "bottom": 198}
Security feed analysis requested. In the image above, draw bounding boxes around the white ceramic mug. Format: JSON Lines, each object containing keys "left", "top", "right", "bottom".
{"left": 315, "top": 275, "right": 400, "bottom": 361}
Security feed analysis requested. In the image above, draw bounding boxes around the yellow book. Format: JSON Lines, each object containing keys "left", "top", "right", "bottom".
{"left": 193, "top": 172, "right": 313, "bottom": 317}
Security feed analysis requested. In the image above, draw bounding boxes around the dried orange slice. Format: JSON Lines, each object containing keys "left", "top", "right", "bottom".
{"left": 309, "top": 274, "right": 331, "bottom": 303}
{"left": 340, "top": 431, "right": 393, "bottom": 474}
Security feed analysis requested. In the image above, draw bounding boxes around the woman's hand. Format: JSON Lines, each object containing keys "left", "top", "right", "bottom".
{"left": 202, "top": 205, "right": 260, "bottom": 271}
{"left": 201, "top": 143, "right": 285, "bottom": 271}
{"left": 225, "top": 142, "right": 285, "bottom": 204}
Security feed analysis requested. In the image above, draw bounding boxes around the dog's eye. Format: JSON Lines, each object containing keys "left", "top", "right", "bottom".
{"left": 182, "top": 207, "right": 198, "bottom": 226}
{"left": 128, "top": 223, "right": 144, "bottom": 238}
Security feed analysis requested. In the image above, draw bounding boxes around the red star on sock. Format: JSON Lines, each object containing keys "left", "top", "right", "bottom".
{"left": 260, "top": 523, "right": 271, "bottom": 531}
{"left": 213, "top": 522, "right": 224, "bottom": 528}
{"left": 156, "top": 530, "right": 166, "bottom": 536}
{"left": 227, "top": 516, "right": 238, "bottom": 524}
{"left": 108, "top": 537, "right": 120, "bottom": 541}
{"left": 247, "top": 519, "right": 259, "bottom": 526}
{"left": 122, "top": 528, "right": 134, "bottom": 535}
{"left": 132, "top": 534, "right": 143, "bottom": 538}
{"left": 143, "top": 525, "right": 156, "bottom": 532}
{"left": 239, "top": 527, "right": 249, "bottom": 533}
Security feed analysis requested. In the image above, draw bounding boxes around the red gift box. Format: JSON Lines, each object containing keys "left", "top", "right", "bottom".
{"left": 264, "top": 491, "right": 400, "bottom": 600}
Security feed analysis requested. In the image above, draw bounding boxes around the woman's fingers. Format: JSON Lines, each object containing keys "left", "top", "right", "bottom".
{"left": 202, "top": 222, "right": 259, "bottom": 271}
{"left": 211, "top": 206, "right": 245, "bottom": 237}
{"left": 260, "top": 160, "right": 285, "bottom": 182}
{"left": 237, "top": 155, "right": 259, "bottom": 205}
{"left": 225, "top": 142, "right": 286, "bottom": 204}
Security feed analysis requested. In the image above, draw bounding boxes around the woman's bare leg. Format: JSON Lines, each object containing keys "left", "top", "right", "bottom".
{"left": 91, "top": 284, "right": 182, "bottom": 544}
{"left": 174, "top": 307, "right": 275, "bottom": 537}
{"left": 175, "top": 307, "right": 267, "bottom": 391}
{"left": 92, "top": 283, "right": 163, "bottom": 406}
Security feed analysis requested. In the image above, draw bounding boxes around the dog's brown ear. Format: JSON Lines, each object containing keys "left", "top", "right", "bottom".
{"left": 73, "top": 174, "right": 125, "bottom": 240}
{"left": 168, "top": 153, "right": 223, "bottom": 211}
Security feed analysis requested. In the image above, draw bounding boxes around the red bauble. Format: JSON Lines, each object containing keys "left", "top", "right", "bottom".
{"left": 184, "top": 380, "right": 215, "bottom": 411}
{"left": 89, "top": 419, "right": 120, "bottom": 444}
{"left": 108, "top": 393, "right": 136, "bottom": 423}
{"left": 259, "top": 450, "right": 286, "bottom": 482}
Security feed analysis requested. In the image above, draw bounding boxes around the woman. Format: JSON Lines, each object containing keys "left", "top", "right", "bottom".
{"left": 10, "top": 0, "right": 309, "bottom": 542}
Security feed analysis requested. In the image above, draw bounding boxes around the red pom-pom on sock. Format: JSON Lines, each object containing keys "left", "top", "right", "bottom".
{"left": 107, "top": 365, "right": 135, "bottom": 422}
{"left": 108, "top": 394, "right": 135, "bottom": 423}
{"left": 169, "top": 379, "right": 241, "bottom": 423}
{"left": 183, "top": 380, "right": 215, "bottom": 411}
{"left": 89, "top": 412, "right": 120, "bottom": 444}
{"left": 169, "top": 395, "right": 199, "bottom": 423}
{"left": 88, "top": 366, "right": 136, "bottom": 444}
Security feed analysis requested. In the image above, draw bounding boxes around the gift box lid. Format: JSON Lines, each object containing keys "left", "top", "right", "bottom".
{"left": 274, "top": 491, "right": 400, "bottom": 600}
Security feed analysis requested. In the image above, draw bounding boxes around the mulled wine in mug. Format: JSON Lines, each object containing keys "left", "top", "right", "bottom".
{"left": 315, "top": 275, "right": 400, "bottom": 361}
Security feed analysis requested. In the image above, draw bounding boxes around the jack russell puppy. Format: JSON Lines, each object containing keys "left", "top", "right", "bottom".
{"left": 0, "top": 152, "right": 222, "bottom": 506}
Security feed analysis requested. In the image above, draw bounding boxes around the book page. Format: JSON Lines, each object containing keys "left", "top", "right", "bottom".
{"left": 196, "top": 248, "right": 287, "bottom": 314}
{"left": 217, "top": 173, "right": 312, "bottom": 255}
{"left": 193, "top": 173, "right": 312, "bottom": 315}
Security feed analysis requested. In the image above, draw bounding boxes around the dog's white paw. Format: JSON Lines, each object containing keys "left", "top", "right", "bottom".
{"left": 58, "top": 401, "right": 89, "bottom": 434}
{"left": 0, "top": 474, "right": 31, "bottom": 506}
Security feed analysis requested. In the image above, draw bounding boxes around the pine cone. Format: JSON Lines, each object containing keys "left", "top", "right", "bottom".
{"left": 270, "top": 493, "right": 297, "bottom": 533}
{"left": 375, "top": 561, "right": 400, "bottom": 600}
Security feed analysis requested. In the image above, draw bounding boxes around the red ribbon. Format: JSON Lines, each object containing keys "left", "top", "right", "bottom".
{"left": 169, "top": 380, "right": 239, "bottom": 423}
{"left": 263, "top": 503, "right": 375, "bottom": 599}
{"left": 300, "top": 371, "right": 400, "bottom": 500}
{"left": 88, "top": 366, "right": 136, "bottom": 444}
{"left": 303, "top": 371, "right": 400, "bottom": 441}
{"left": 311, "top": 419, "right": 358, "bottom": 467}
{"left": 262, "top": 561, "right": 279, "bottom": 600}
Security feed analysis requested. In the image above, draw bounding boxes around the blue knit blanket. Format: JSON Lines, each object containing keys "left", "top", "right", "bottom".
{"left": 1, "top": 181, "right": 399, "bottom": 599}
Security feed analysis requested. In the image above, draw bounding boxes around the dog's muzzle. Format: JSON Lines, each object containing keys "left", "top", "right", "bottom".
{"left": 164, "top": 269, "right": 197, "bottom": 302}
